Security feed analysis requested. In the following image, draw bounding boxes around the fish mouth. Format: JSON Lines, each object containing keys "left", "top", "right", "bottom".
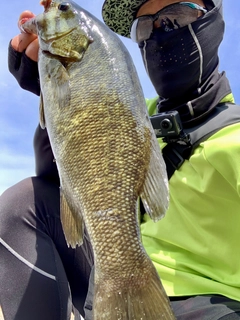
{"left": 40, "top": 27, "right": 76, "bottom": 43}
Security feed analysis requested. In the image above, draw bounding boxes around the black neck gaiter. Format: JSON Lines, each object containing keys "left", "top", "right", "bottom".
{"left": 139, "top": 0, "right": 231, "bottom": 127}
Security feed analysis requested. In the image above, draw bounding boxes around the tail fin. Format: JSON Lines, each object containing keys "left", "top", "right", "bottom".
{"left": 93, "top": 265, "right": 175, "bottom": 320}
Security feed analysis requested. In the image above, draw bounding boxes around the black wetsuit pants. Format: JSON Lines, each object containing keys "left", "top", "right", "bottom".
{"left": 1, "top": 178, "right": 240, "bottom": 320}
{"left": 0, "top": 175, "right": 94, "bottom": 320}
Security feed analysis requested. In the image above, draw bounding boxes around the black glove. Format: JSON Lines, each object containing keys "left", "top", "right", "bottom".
{"left": 8, "top": 41, "right": 40, "bottom": 96}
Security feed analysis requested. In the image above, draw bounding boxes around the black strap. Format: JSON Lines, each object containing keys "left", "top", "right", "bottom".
{"left": 162, "top": 142, "right": 191, "bottom": 179}
{"left": 161, "top": 103, "right": 240, "bottom": 180}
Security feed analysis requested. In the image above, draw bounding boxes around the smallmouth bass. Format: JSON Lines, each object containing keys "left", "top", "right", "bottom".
{"left": 23, "top": 1, "right": 175, "bottom": 319}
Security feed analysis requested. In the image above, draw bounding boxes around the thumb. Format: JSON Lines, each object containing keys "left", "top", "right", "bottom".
{"left": 18, "top": 11, "right": 36, "bottom": 33}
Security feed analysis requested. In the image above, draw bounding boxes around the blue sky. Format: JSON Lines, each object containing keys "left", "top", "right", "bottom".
{"left": 0, "top": 0, "right": 240, "bottom": 195}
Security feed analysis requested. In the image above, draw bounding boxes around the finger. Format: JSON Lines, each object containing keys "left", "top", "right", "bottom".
{"left": 11, "top": 10, "right": 38, "bottom": 53}
{"left": 18, "top": 10, "right": 36, "bottom": 34}
{"left": 25, "top": 38, "right": 39, "bottom": 62}
{"left": 19, "top": 10, "right": 36, "bottom": 23}
{"left": 11, "top": 33, "right": 38, "bottom": 53}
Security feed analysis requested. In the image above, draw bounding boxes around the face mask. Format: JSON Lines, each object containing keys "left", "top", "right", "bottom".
{"left": 138, "top": 2, "right": 224, "bottom": 101}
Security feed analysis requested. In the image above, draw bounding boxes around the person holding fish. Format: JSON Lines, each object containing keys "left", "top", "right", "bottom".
{"left": 1, "top": 0, "right": 240, "bottom": 319}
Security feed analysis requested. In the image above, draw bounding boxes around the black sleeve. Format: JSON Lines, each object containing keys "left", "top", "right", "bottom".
{"left": 8, "top": 41, "right": 40, "bottom": 96}
{"left": 33, "top": 125, "right": 60, "bottom": 186}
{"left": 8, "top": 42, "right": 60, "bottom": 184}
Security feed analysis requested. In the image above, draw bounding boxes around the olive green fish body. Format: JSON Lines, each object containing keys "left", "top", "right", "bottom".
{"left": 23, "top": 1, "right": 175, "bottom": 319}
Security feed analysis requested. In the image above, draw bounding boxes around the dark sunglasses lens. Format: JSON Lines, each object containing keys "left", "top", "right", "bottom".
{"left": 131, "top": 3, "right": 207, "bottom": 43}
{"left": 131, "top": 17, "right": 153, "bottom": 43}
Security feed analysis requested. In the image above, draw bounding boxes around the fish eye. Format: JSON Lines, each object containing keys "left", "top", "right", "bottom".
{"left": 58, "top": 2, "right": 70, "bottom": 11}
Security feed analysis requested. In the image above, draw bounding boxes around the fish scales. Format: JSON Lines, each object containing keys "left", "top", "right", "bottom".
{"left": 22, "top": 1, "right": 175, "bottom": 319}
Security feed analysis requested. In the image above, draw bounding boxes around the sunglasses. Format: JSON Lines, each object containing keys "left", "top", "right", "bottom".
{"left": 130, "top": 2, "right": 207, "bottom": 43}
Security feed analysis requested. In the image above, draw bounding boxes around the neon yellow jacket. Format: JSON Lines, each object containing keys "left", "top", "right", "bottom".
{"left": 141, "top": 95, "right": 240, "bottom": 301}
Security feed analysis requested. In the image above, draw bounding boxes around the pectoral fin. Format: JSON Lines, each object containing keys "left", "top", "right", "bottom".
{"left": 50, "top": 62, "right": 71, "bottom": 109}
{"left": 140, "top": 135, "right": 169, "bottom": 221}
{"left": 56, "top": 69, "right": 71, "bottom": 109}
{"left": 39, "top": 92, "right": 46, "bottom": 129}
{"left": 60, "top": 188, "right": 84, "bottom": 248}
